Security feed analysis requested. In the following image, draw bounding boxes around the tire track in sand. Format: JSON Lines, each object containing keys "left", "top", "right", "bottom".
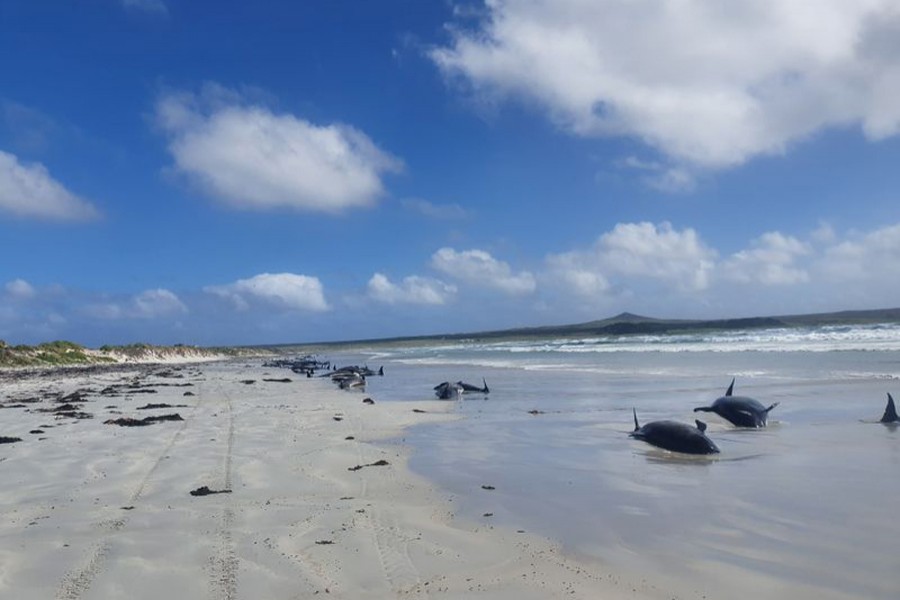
{"left": 344, "top": 408, "right": 429, "bottom": 599}
{"left": 56, "top": 373, "right": 207, "bottom": 600}
{"left": 206, "top": 380, "right": 238, "bottom": 600}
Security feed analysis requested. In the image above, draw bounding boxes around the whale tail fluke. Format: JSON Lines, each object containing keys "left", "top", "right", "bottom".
{"left": 725, "top": 378, "right": 735, "bottom": 397}
{"left": 765, "top": 402, "right": 780, "bottom": 413}
{"left": 881, "top": 393, "right": 898, "bottom": 423}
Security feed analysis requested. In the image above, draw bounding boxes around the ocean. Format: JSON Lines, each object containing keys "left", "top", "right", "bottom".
{"left": 321, "top": 323, "right": 900, "bottom": 599}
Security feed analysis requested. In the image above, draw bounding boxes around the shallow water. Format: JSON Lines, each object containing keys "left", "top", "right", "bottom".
{"left": 327, "top": 330, "right": 900, "bottom": 599}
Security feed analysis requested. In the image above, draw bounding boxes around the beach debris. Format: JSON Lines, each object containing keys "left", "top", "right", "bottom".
{"left": 344, "top": 436, "right": 355, "bottom": 440}
{"left": 29, "top": 429, "right": 44, "bottom": 434}
{"left": 362, "top": 397, "right": 375, "bottom": 405}
{"left": 262, "top": 377, "right": 292, "bottom": 383}
{"left": 315, "top": 540, "right": 334, "bottom": 545}
{"left": 240, "top": 379, "right": 256, "bottom": 385}
{"left": 481, "top": 485, "right": 496, "bottom": 490}
{"left": 333, "top": 416, "right": 343, "bottom": 421}
{"left": 527, "top": 409, "right": 545, "bottom": 415}
{"left": 189, "top": 486, "right": 232, "bottom": 496}
{"left": 136, "top": 403, "right": 187, "bottom": 410}
{"left": 483, "top": 513, "right": 494, "bottom": 517}
{"left": 348, "top": 459, "right": 390, "bottom": 471}
{"left": 412, "top": 409, "right": 426, "bottom": 413}
{"left": 183, "top": 391, "right": 195, "bottom": 396}
{"left": 0, "top": 436, "right": 23, "bottom": 444}
{"left": 104, "top": 413, "right": 184, "bottom": 427}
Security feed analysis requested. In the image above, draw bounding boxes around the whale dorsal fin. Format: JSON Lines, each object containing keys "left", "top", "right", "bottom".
{"left": 881, "top": 393, "right": 899, "bottom": 423}
{"left": 695, "top": 420, "right": 707, "bottom": 433}
{"left": 632, "top": 408, "right": 640, "bottom": 432}
{"left": 725, "top": 378, "right": 735, "bottom": 397}
{"left": 483, "top": 377, "right": 489, "bottom": 393}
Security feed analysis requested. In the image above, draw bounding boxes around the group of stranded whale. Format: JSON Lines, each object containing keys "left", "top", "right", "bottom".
{"left": 630, "top": 378, "right": 900, "bottom": 455}
{"left": 273, "top": 358, "right": 897, "bottom": 457}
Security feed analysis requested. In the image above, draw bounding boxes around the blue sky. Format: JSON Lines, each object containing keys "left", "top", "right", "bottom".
{"left": 3, "top": 0, "right": 900, "bottom": 346}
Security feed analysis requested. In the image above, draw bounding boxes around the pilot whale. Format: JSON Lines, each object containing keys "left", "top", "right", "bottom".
{"left": 694, "top": 378, "right": 778, "bottom": 428}
{"left": 457, "top": 378, "right": 489, "bottom": 394}
{"left": 434, "top": 381, "right": 463, "bottom": 400}
{"left": 629, "top": 409, "right": 720, "bottom": 455}
{"left": 880, "top": 393, "right": 899, "bottom": 423}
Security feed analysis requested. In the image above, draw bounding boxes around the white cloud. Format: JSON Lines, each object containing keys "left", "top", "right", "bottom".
{"left": 132, "top": 289, "right": 188, "bottom": 318}
{"left": 205, "top": 273, "right": 330, "bottom": 312}
{"left": 85, "top": 288, "right": 186, "bottom": 320}
{"left": 546, "top": 222, "right": 716, "bottom": 296}
{"left": 5, "top": 278, "right": 36, "bottom": 299}
{"left": 122, "top": 0, "right": 168, "bottom": 14}
{"left": 156, "top": 86, "right": 402, "bottom": 213}
{"left": 721, "top": 232, "right": 810, "bottom": 285}
{"left": 0, "top": 150, "right": 100, "bottom": 221}
{"left": 401, "top": 198, "right": 469, "bottom": 220}
{"left": 431, "top": 247, "right": 537, "bottom": 295}
{"left": 367, "top": 273, "right": 457, "bottom": 305}
{"left": 432, "top": 1, "right": 900, "bottom": 169}
{"left": 820, "top": 223, "right": 900, "bottom": 281}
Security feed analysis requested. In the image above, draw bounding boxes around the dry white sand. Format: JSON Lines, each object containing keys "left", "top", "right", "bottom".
{"left": 0, "top": 361, "right": 678, "bottom": 600}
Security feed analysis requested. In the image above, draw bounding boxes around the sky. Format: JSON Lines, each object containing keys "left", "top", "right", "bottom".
{"left": 3, "top": 0, "right": 900, "bottom": 347}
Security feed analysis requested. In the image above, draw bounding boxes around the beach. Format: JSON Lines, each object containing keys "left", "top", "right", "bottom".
{"left": 0, "top": 360, "right": 669, "bottom": 600}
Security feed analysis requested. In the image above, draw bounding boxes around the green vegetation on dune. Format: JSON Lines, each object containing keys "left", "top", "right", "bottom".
{"left": 0, "top": 339, "right": 109, "bottom": 367}
{"left": 0, "top": 340, "right": 262, "bottom": 368}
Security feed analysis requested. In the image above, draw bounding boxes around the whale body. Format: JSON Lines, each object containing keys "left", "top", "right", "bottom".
{"left": 880, "top": 393, "right": 899, "bottom": 423}
{"left": 694, "top": 378, "right": 778, "bottom": 428}
{"left": 629, "top": 409, "right": 720, "bottom": 455}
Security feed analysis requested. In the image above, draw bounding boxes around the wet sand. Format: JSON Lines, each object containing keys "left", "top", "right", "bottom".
{"left": 0, "top": 360, "right": 672, "bottom": 600}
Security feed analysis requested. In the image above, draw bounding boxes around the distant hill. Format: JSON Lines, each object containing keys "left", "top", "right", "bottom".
{"left": 288, "top": 306, "right": 900, "bottom": 350}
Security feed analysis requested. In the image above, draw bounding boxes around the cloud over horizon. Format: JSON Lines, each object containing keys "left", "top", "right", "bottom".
{"left": 205, "top": 272, "right": 330, "bottom": 312}
{"left": 432, "top": 0, "right": 900, "bottom": 172}
{"left": 156, "top": 85, "right": 402, "bottom": 214}
{"left": 0, "top": 150, "right": 100, "bottom": 221}
{"left": 431, "top": 247, "right": 536, "bottom": 295}
{"left": 367, "top": 273, "right": 457, "bottom": 305}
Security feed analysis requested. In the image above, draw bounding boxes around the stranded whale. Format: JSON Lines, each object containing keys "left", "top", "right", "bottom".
{"left": 434, "top": 381, "right": 463, "bottom": 400}
{"left": 457, "top": 378, "right": 489, "bottom": 394}
{"left": 694, "top": 378, "right": 778, "bottom": 428}
{"left": 880, "top": 393, "right": 899, "bottom": 423}
{"left": 629, "top": 409, "right": 720, "bottom": 455}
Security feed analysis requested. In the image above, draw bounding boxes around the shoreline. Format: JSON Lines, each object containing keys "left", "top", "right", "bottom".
{"left": 0, "top": 359, "right": 670, "bottom": 599}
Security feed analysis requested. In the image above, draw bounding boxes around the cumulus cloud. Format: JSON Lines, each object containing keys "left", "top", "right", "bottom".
{"left": 0, "top": 150, "right": 100, "bottom": 221}
{"left": 86, "top": 288, "right": 187, "bottom": 320}
{"left": 156, "top": 85, "right": 402, "bottom": 213}
{"left": 721, "top": 232, "right": 811, "bottom": 285}
{"left": 5, "top": 278, "right": 36, "bottom": 299}
{"left": 401, "top": 198, "right": 469, "bottom": 220}
{"left": 367, "top": 273, "right": 457, "bottom": 305}
{"left": 205, "top": 273, "right": 330, "bottom": 312}
{"left": 820, "top": 223, "right": 900, "bottom": 281}
{"left": 546, "top": 222, "right": 716, "bottom": 296}
{"left": 431, "top": 247, "right": 536, "bottom": 295}
{"left": 432, "top": 1, "right": 900, "bottom": 169}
